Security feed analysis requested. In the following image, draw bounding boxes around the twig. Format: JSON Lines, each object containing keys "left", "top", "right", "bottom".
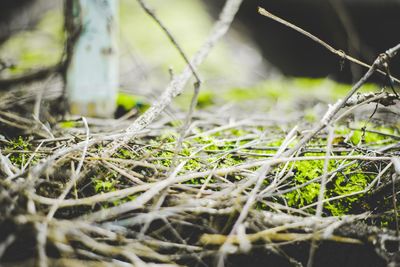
{"left": 344, "top": 92, "right": 398, "bottom": 107}
{"left": 201, "top": 232, "right": 362, "bottom": 246}
{"left": 392, "top": 158, "right": 400, "bottom": 239}
{"left": 257, "top": 7, "right": 400, "bottom": 84}
{"left": 102, "top": 0, "right": 244, "bottom": 157}
{"left": 4, "top": 130, "right": 147, "bottom": 184}
{"left": 136, "top": 0, "right": 201, "bottom": 83}
{"left": 136, "top": 0, "right": 203, "bottom": 167}
{"left": 33, "top": 118, "right": 89, "bottom": 267}
{"left": 316, "top": 126, "right": 334, "bottom": 217}
{"left": 327, "top": 0, "right": 366, "bottom": 79}
{"left": 21, "top": 141, "right": 44, "bottom": 173}
{"left": 29, "top": 155, "right": 391, "bottom": 209}
{"left": 217, "top": 126, "right": 297, "bottom": 266}
{"left": 174, "top": 81, "right": 201, "bottom": 163}
{"left": 46, "top": 117, "right": 89, "bottom": 221}
{"left": 300, "top": 162, "right": 393, "bottom": 210}
{"left": 0, "top": 149, "right": 19, "bottom": 176}
{"left": 307, "top": 126, "right": 334, "bottom": 267}
{"left": 283, "top": 50, "right": 398, "bottom": 158}
{"left": 36, "top": 222, "right": 48, "bottom": 267}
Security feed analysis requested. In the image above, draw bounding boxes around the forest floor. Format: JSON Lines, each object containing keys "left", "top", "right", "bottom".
{"left": 1, "top": 76, "right": 400, "bottom": 267}
{"left": 1, "top": 0, "right": 400, "bottom": 266}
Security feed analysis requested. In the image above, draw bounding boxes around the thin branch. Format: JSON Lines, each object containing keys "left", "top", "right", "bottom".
{"left": 46, "top": 117, "right": 90, "bottom": 221}
{"left": 137, "top": 0, "right": 201, "bottom": 83}
{"left": 307, "top": 126, "right": 334, "bottom": 267}
{"left": 217, "top": 126, "right": 298, "bottom": 266}
{"left": 257, "top": 7, "right": 400, "bottom": 84}
{"left": 102, "top": 0, "right": 244, "bottom": 157}
{"left": 29, "top": 154, "right": 391, "bottom": 210}
{"left": 136, "top": 0, "right": 203, "bottom": 166}
{"left": 283, "top": 51, "right": 397, "bottom": 158}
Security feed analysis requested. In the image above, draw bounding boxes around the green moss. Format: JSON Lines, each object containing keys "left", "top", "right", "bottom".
{"left": 116, "top": 148, "right": 137, "bottom": 160}
{"left": 59, "top": 121, "right": 78, "bottom": 129}
{"left": 117, "top": 93, "right": 149, "bottom": 113}
{"left": 223, "top": 81, "right": 289, "bottom": 102}
{"left": 89, "top": 120, "right": 392, "bottom": 216}
{"left": 79, "top": 118, "right": 392, "bottom": 216}
{"left": 335, "top": 124, "right": 397, "bottom": 145}
{"left": 304, "top": 109, "right": 317, "bottom": 123}
{"left": 197, "top": 90, "right": 215, "bottom": 108}
{"left": 93, "top": 177, "right": 118, "bottom": 193}
{"left": 174, "top": 78, "right": 383, "bottom": 111}
{"left": 284, "top": 158, "right": 324, "bottom": 209}
{"left": 282, "top": 153, "right": 375, "bottom": 216}
{"left": 292, "top": 78, "right": 326, "bottom": 89}
{"left": 206, "top": 78, "right": 382, "bottom": 109}
{"left": 291, "top": 78, "right": 379, "bottom": 98}
{"left": 229, "top": 128, "right": 250, "bottom": 137}
{"left": 92, "top": 174, "right": 138, "bottom": 208}
{"left": 159, "top": 131, "right": 179, "bottom": 143}
{"left": 8, "top": 136, "right": 32, "bottom": 167}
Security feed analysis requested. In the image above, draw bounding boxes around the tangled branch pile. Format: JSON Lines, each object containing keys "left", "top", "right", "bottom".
{"left": 0, "top": 84, "right": 399, "bottom": 266}
{"left": 1, "top": 0, "right": 400, "bottom": 266}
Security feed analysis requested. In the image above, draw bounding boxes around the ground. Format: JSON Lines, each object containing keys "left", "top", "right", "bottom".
{"left": 0, "top": 1, "right": 400, "bottom": 266}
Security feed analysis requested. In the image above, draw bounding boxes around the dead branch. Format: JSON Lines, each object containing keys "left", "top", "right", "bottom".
{"left": 257, "top": 7, "right": 400, "bottom": 84}
{"left": 103, "top": 0, "right": 244, "bottom": 156}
